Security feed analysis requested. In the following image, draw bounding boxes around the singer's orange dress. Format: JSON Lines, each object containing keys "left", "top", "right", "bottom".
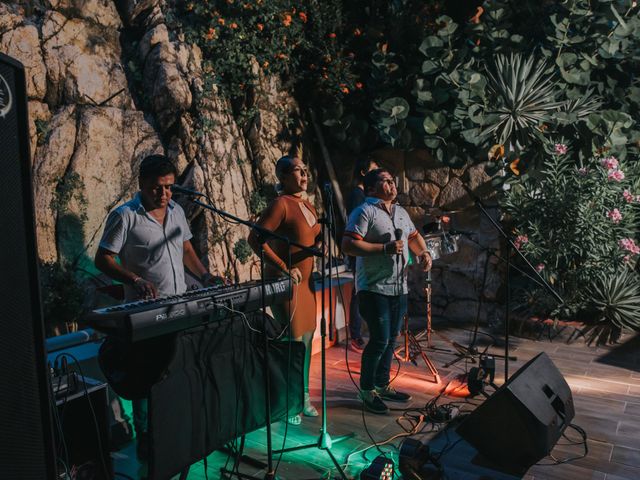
{"left": 248, "top": 194, "right": 321, "bottom": 338}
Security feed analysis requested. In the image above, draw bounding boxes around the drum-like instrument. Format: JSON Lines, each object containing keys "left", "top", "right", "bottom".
{"left": 423, "top": 232, "right": 460, "bottom": 260}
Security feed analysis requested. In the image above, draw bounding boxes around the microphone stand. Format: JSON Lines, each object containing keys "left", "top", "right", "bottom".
{"left": 467, "top": 193, "right": 563, "bottom": 381}
{"left": 271, "top": 183, "right": 353, "bottom": 479}
{"left": 184, "top": 196, "right": 321, "bottom": 480}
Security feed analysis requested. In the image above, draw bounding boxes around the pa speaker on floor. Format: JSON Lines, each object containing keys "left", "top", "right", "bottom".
{"left": 0, "top": 53, "right": 57, "bottom": 478}
{"left": 457, "top": 352, "right": 575, "bottom": 473}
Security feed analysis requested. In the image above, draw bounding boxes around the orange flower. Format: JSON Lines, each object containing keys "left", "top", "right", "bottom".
{"left": 328, "top": 32, "right": 336, "bottom": 39}
{"left": 488, "top": 144, "right": 505, "bottom": 162}
{"left": 218, "top": 18, "right": 225, "bottom": 25}
{"left": 186, "top": 3, "right": 194, "bottom": 11}
{"left": 276, "top": 53, "right": 287, "bottom": 59}
{"left": 441, "top": 216, "right": 450, "bottom": 224}
{"left": 470, "top": 6, "right": 484, "bottom": 24}
{"left": 353, "top": 28, "right": 362, "bottom": 36}
{"left": 299, "top": 12, "right": 308, "bottom": 23}
{"left": 230, "top": 22, "right": 238, "bottom": 29}
{"left": 340, "top": 84, "right": 349, "bottom": 94}
{"left": 205, "top": 27, "right": 216, "bottom": 40}
{"left": 355, "top": 82, "right": 363, "bottom": 89}
{"left": 257, "top": 23, "right": 264, "bottom": 31}
{"left": 262, "top": 61, "right": 269, "bottom": 68}
{"left": 509, "top": 158, "right": 521, "bottom": 176}
{"left": 283, "top": 14, "right": 292, "bottom": 26}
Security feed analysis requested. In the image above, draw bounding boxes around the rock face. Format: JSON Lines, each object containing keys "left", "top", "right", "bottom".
{"left": 6, "top": 0, "right": 502, "bottom": 325}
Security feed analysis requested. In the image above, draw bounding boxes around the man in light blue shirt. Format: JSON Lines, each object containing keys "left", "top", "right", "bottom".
{"left": 342, "top": 168, "right": 432, "bottom": 414}
{"left": 95, "top": 154, "right": 220, "bottom": 460}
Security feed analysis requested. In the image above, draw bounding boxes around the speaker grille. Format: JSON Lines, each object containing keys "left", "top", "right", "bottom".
{"left": 0, "top": 54, "right": 55, "bottom": 478}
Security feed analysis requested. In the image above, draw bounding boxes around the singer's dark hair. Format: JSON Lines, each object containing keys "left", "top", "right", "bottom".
{"left": 352, "top": 156, "right": 377, "bottom": 184}
{"left": 275, "top": 155, "right": 300, "bottom": 179}
{"left": 363, "top": 168, "right": 391, "bottom": 194}
{"left": 139, "top": 154, "right": 177, "bottom": 181}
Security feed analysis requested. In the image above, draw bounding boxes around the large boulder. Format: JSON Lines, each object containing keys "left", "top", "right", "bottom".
{"left": 32, "top": 106, "right": 78, "bottom": 263}
{"left": 47, "top": 0, "right": 122, "bottom": 28}
{"left": 0, "top": 24, "right": 47, "bottom": 100}
{"left": 42, "top": 10, "right": 131, "bottom": 108}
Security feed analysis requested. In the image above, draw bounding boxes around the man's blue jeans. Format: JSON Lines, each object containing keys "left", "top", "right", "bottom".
{"left": 358, "top": 291, "right": 407, "bottom": 390}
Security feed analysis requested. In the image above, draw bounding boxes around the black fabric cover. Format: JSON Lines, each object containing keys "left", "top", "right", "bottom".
{"left": 148, "top": 312, "right": 304, "bottom": 479}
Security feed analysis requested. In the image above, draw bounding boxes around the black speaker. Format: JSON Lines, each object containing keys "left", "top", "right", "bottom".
{"left": 457, "top": 352, "right": 575, "bottom": 473}
{"left": 0, "top": 53, "right": 57, "bottom": 478}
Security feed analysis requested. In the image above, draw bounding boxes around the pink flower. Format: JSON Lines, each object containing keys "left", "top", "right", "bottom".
{"left": 577, "top": 167, "right": 589, "bottom": 176}
{"left": 623, "top": 255, "right": 631, "bottom": 263}
{"left": 514, "top": 234, "right": 528, "bottom": 250}
{"left": 601, "top": 156, "right": 619, "bottom": 170}
{"left": 623, "top": 190, "right": 636, "bottom": 203}
{"left": 608, "top": 169, "right": 625, "bottom": 182}
{"left": 554, "top": 144, "right": 568, "bottom": 155}
{"left": 619, "top": 238, "right": 640, "bottom": 255}
{"left": 535, "top": 263, "right": 545, "bottom": 272}
{"left": 607, "top": 208, "right": 623, "bottom": 223}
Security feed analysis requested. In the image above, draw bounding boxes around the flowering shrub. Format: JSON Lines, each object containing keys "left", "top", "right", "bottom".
{"left": 501, "top": 142, "right": 640, "bottom": 341}
{"left": 168, "top": 0, "right": 354, "bottom": 104}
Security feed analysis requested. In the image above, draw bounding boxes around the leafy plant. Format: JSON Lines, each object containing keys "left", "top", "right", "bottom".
{"left": 476, "top": 54, "right": 564, "bottom": 150}
{"left": 233, "top": 239, "right": 253, "bottom": 265}
{"left": 580, "top": 268, "right": 640, "bottom": 345}
{"left": 39, "top": 261, "right": 86, "bottom": 337}
{"left": 501, "top": 141, "right": 640, "bottom": 342}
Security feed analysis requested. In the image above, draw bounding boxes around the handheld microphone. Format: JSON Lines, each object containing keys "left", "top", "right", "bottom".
{"left": 394, "top": 228, "right": 403, "bottom": 264}
{"left": 170, "top": 184, "right": 205, "bottom": 197}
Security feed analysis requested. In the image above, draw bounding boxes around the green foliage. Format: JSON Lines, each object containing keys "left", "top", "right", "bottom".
{"left": 50, "top": 172, "right": 88, "bottom": 223}
{"left": 35, "top": 119, "right": 50, "bottom": 145}
{"left": 233, "top": 238, "right": 253, "bottom": 264}
{"left": 582, "top": 268, "right": 640, "bottom": 344}
{"left": 249, "top": 189, "right": 269, "bottom": 216}
{"left": 39, "top": 261, "right": 85, "bottom": 336}
{"left": 169, "top": 0, "right": 349, "bottom": 102}
{"left": 502, "top": 142, "right": 640, "bottom": 341}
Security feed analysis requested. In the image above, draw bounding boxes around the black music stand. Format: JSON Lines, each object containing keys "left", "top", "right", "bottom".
{"left": 463, "top": 192, "right": 564, "bottom": 380}
{"left": 183, "top": 194, "right": 321, "bottom": 480}
{"left": 271, "top": 183, "right": 353, "bottom": 479}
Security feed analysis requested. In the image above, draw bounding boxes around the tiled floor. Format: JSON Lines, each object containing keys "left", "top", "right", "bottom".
{"left": 113, "top": 321, "right": 640, "bottom": 479}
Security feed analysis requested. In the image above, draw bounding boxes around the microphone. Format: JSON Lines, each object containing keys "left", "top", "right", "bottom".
{"left": 170, "top": 185, "right": 205, "bottom": 197}
{"left": 394, "top": 228, "right": 403, "bottom": 264}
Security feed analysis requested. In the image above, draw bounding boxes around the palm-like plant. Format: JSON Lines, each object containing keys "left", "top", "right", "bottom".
{"left": 480, "top": 53, "right": 565, "bottom": 150}
{"left": 582, "top": 269, "right": 640, "bottom": 345}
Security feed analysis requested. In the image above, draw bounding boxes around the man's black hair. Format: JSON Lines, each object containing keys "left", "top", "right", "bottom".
{"left": 352, "top": 156, "right": 377, "bottom": 183}
{"left": 139, "top": 154, "right": 177, "bottom": 181}
{"left": 363, "top": 168, "right": 390, "bottom": 194}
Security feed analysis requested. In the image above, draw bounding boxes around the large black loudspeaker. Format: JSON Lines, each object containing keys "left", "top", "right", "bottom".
{"left": 457, "top": 352, "right": 575, "bottom": 473}
{"left": 0, "top": 53, "right": 57, "bottom": 478}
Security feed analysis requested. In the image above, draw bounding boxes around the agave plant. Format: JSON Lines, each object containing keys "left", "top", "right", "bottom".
{"left": 479, "top": 53, "right": 566, "bottom": 151}
{"left": 581, "top": 269, "right": 640, "bottom": 345}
